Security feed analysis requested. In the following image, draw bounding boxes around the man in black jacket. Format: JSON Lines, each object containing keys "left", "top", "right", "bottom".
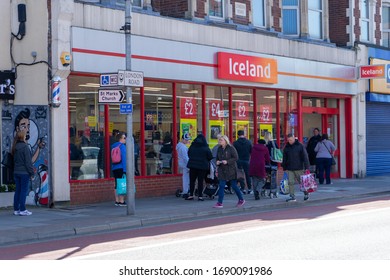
{"left": 233, "top": 130, "right": 252, "bottom": 194}
{"left": 282, "top": 133, "right": 310, "bottom": 202}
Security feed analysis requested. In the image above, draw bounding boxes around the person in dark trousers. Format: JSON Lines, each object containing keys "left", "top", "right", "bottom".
{"left": 214, "top": 135, "right": 246, "bottom": 208}
{"left": 306, "top": 128, "right": 321, "bottom": 176}
{"left": 314, "top": 133, "right": 336, "bottom": 185}
{"left": 249, "top": 139, "right": 270, "bottom": 200}
{"left": 264, "top": 131, "right": 279, "bottom": 197}
{"left": 111, "top": 132, "right": 127, "bottom": 206}
{"left": 282, "top": 133, "right": 310, "bottom": 202}
{"left": 233, "top": 130, "right": 252, "bottom": 194}
{"left": 12, "top": 130, "right": 35, "bottom": 216}
{"left": 186, "top": 134, "right": 213, "bottom": 201}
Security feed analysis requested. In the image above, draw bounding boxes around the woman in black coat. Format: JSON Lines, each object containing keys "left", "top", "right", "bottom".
{"left": 186, "top": 134, "right": 213, "bottom": 201}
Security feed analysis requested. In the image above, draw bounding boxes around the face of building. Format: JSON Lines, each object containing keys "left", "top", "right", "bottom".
{"left": 3, "top": 0, "right": 390, "bottom": 205}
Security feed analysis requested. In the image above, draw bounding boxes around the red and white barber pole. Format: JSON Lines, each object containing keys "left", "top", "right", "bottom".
{"left": 51, "top": 76, "right": 61, "bottom": 107}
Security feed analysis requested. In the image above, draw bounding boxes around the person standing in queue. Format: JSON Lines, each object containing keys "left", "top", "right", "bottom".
{"left": 214, "top": 135, "right": 246, "bottom": 208}
{"left": 112, "top": 132, "right": 127, "bottom": 206}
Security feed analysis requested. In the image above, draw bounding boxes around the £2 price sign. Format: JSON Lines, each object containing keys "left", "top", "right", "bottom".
{"left": 180, "top": 97, "right": 197, "bottom": 119}
{"left": 236, "top": 101, "right": 249, "bottom": 120}
{"left": 259, "top": 105, "right": 272, "bottom": 123}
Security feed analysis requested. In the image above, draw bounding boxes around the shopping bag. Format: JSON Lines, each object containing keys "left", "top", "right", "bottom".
{"left": 279, "top": 172, "right": 289, "bottom": 195}
{"left": 271, "top": 141, "right": 283, "bottom": 163}
{"left": 300, "top": 173, "right": 318, "bottom": 193}
{"left": 116, "top": 175, "right": 127, "bottom": 195}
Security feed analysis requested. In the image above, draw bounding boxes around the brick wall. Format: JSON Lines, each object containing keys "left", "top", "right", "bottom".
{"left": 329, "top": 0, "right": 350, "bottom": 47}
{"left": 153, "top": 0, "right": 188, "bottom": 18}
{"left": 375, "top": 0, "right": 382, "bottom": 45}
{"left": 231, "top": 0, "right": 251, "bottom": 25}
{"left": 272, "top": 0, "right": 281, "bottom": 32}
{"left": 70, "top": 175, "right": 182, "bottom": 205}
{"left": 195, "top": 0, "right": 207, "bottom": 18}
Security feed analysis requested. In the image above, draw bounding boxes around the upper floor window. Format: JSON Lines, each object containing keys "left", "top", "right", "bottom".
{"left": 133, "top": 0, "right": 143, "bottom": 7}
{"left": 282, "top": 0, "right": 299, "bottom": 35}
{"left": 360, "top": 0, "right": 370, "bottom": 42}
{"left": 308, "top": 0, "right": 323, "bottom": 39}
{"left": 252, "top": 0, "right": 266, "bottom": 28}
{"left": 210, "top": 0, "right": 224, "bottom": 19}
{"left": 383, "top": 5, "right": 390, "bottom": 47}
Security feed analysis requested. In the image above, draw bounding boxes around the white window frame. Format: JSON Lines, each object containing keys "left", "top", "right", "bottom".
{"left": 383, "top": 4, "right": 390, "bottom": 47}
{"left": 132, "top": 0, "right": 143, "bottom": 8}
{"left": 360, "top": 0, "right": 370, "bottom": 42}
{"left": 209, "top": 0, "right": 225, "bottom": 20}
{"left": 252, "top": 0, "right": 266, "bottom": 28}
{"left": 308, "top": 0, "right": 323, "bottom": 39}
{"left": 282, "top": 0, "right": 300, "bottom": 36}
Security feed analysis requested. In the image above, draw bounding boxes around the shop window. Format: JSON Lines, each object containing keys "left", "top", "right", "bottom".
{"left": 360, "top": 0, "right": 370, "bottom": 42}
{"left": 279, "top": 91, "right": 298, "bottom": 148}
{"left": 282, "top": 0, "right": 299, "bottom": 36}
{"left": 256, "top": 89, "right": 277, "bottom": 141}
{"left": 206, "top": 86, "right": 229, "bottom": 148}
{"left": 302, "top": 97, "right": 325, "bottom": 108}
{"left": 69, "top": 75, "right": 105, "bottom": 180}
{"left": 252, "top": 0, "right": 266, "bottom": 28}
{"left": 232, "top": 87, "right": 254, "bottom": 142}
{"left": 382, "top": 5, "right": 390, "bottom": 47}
{"left": 209, "top": 0, "right": 224, "bottom": 19}
{"left": 143, "top": 82, "right": 173, "bottom": 175}
{"left": 308, "top": 0, "right": 323, "bottom": 39}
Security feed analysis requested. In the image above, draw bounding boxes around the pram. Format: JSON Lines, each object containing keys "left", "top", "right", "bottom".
{"left": 203, "top": 161, "right": 219, "bottom": 199}
{"left": 260, "top": 165, "right": 278, "bottom": 199}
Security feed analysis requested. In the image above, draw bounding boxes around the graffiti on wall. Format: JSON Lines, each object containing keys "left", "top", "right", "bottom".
{"left": 2, "top": 105, "right": 50, "bottom": 207}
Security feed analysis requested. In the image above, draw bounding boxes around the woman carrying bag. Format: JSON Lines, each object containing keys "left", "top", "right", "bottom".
{"left": 314, "top": 133, "right": 336, "bottom": 185}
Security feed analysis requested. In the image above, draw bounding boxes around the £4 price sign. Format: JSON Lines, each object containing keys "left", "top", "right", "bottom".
{"left": 209, "top": 100, "right": 223, "bottom": 120}
{"left": 180, "top": 97, "right": 197, "bottom": 119}
{"left": 260, "top": 105, "right": 272, "bottom": 123}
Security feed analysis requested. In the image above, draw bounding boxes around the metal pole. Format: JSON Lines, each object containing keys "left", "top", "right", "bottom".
{"left": 124, "top": 0, "right": 135, "bottom": 215}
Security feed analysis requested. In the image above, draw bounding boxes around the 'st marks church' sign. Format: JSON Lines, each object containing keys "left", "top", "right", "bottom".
{"left": 0, "top": 72, "right": 16, "bottom": 100}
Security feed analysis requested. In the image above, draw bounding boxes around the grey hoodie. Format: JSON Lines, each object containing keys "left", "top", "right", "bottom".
{"left": 13, "top": 141, "right": 34, "bottom": 176}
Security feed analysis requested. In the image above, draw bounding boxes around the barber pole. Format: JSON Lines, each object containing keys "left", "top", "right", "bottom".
{"left": 51, "top": 76, "right": 61, "bottom": 107}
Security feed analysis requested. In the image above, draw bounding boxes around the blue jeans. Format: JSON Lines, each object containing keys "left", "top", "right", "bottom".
{"left": 217, "top": 179, "right": 243, "bottom": 204}
{"left": 316, "top": 157, "right": 332, "bottom": 184}
{"left": 14, "top": 173, "right": 30, "bottom": 212}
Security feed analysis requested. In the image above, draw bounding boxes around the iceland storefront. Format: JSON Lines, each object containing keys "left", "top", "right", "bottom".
{"left": 67, "top": 27, "right": 356, "bottom": 204}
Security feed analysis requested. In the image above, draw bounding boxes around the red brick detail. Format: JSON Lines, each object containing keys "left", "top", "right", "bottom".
{"left": 195, "top": 0, "right": 207, "bottom": 18}
{"left": 231, "top": 0, "right": 251, "bottom": 25}
{"left": 329, "top": 0, "right": 350, "bottom": 47}
{"left": 153, "top": 0, "right": 189, "bottom": 18}
{"left": 70, "top": 176, "right": 182, "bottom": 205}
{"left": 272, "top": 0, "right": 281, "bottom": 32}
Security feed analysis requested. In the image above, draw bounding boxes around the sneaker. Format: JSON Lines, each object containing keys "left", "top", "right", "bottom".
{"left": 304, "top": 194, "right": 309, "bottom": 201}
{"left": 236, "top": 199, "right": 246, "bottom": 207}
{"left": 254, "top": 191, "right": 260, "bottom": 200}
{"left": 240, "top": 188, "right": 246, "bottom": 194}
{"left": 213, "top": 202, "right": 223, "bottom": 208}
{"left": 13, "top": 210, "right": 20, "bottom": 216}
{"left": 247, "top": 190, "right": 253, "bottom": 195}
{"left": 19, "top": 210, "right": 32, "bottom": 216}
{"left": 115, "top": 202, "right": 120, "bottom": 206}
{"left": 286, "top": 196, "right": 296, "bottom": 202}
{"left": 119, "top": 202, "right": 127, "bottom": 207}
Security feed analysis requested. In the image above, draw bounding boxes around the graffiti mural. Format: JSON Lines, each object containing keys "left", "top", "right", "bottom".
{"left": 2, "top": 105, "right": 50, "bottom": 207}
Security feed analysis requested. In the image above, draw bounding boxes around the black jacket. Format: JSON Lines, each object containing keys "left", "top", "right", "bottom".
{"left": 187, "top": 134, "right": 213, "bottom": 170}
{"left": 282, "top": 139, "right": 309, "bottom": 171}
{"left": 216, "top": 144, "right": 239, "bottom": 181}
{"left": 233, "top": 137, "right": 252, "bottom": 161}
{"left": 306, "top": 135, "right": 321, "bottom": 165}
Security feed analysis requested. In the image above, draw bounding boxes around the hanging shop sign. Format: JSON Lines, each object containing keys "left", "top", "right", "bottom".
{"left": 217, "top": 52, "right": 278, "bottom": 84}
{"left": 180, "top": 97, "right": 197, "bottom": 119}
{"left": 0, "top": 71, "right": 16, "bottom": 100}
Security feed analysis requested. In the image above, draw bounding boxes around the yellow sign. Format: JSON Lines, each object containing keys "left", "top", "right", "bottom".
{"left": 370, "top": 58, "right": 390, "bottom": 94}
{"left": 209, "top": 120, "right": 224, "bottom": 147}
{"left": 259, "top": 124, "right": 273, "bottom": 139}
{"left": 180, "top": 119, "right": 197, "bottom": 144}
{"left": 235, "top": 121, "right": 249, "bottom": 139}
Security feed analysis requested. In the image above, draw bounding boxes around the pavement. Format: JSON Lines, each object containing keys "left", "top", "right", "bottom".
{"left": 1, "top": 176, "right": 390, "bottom": 247}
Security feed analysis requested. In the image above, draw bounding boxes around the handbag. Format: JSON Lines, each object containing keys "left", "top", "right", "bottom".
{"left": 322, "top": 142, "right": 336, "bottom": 165}
{"left": 300, "top": 170, "right": 318, "bottom": 193}
{"left": 1, "top": 152, "right": 14, "bottom": 169}
{"left": 279, "top": 172, "right": 289, "bottom": 195}
{"left": 270, "top": 141, "right": 283, "bottom": 163}
{"left": 116, "top": 174, "right": 127, "bottom": 195}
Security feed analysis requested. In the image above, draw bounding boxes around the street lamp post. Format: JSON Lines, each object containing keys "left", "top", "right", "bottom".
{"left": 124, "top": 0, "right": 135, "bottom": 215}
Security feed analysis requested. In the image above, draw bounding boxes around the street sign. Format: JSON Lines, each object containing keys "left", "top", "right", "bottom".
{"left": 98, "top": 89, "right": 125, "bottom": 103}
{"left": 120, "top": 103, "right": 133, "bottom": 114}
{"left": 100, "top": 74, "right": 118, "bottom": 87}
{"left": 118, "top": 70, "right": 144, "bottom": 87}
